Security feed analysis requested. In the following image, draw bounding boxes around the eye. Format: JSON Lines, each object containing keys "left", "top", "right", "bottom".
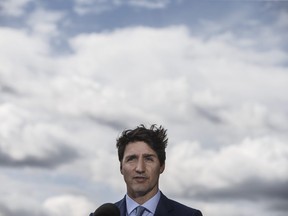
{"left": 126, "top": 155, "right": 137, "bottom": 162}
{"left": 145, "top": 156, "right": 154, "bottom": 162}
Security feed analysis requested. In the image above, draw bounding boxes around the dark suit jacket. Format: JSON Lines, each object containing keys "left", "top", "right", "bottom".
{"left": 115, "top": 192, "right": 203, "bottom": 216}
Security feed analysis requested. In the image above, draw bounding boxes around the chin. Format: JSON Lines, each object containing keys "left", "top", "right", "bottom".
{"left": 131, "top": 187, "right": 148, "bottom": 195}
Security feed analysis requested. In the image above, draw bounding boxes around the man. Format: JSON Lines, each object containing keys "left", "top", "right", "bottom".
{"left": 115, "top": 124, "right": 202, "bottom": 216}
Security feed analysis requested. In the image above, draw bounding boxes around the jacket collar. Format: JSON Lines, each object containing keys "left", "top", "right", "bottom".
{"left": 115, "top": 196, "right": 127, "bottom": 216}
{"left": 154, "top": 192, "right": 173, "bottom": 216}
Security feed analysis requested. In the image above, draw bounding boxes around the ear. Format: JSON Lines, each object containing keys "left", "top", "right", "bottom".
{"left": 160, "top": 163, "right": 165, "bottom": 174}
{"left": 120, "top": 163, "right": 123, "bottom": 175}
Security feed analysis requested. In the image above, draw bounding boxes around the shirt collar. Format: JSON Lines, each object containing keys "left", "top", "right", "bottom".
{"left": 125, "top": 190, "right": 161, "bottom": 215}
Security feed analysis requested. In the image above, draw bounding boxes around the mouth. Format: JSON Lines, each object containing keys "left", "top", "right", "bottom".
{"left": 133, "top": 176, "right": 147, "bottom": 182}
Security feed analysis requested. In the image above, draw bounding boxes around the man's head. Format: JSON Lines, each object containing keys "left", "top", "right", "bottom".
{"left": 116, "top": 124, "right": 168, "bottom": 202}
{"left": 116, "top": 124, "right": 168, "bottom": 167}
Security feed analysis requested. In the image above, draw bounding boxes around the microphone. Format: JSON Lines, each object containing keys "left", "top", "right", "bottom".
{"left": 90, "top": 203, "right": 120, "bottom": 216}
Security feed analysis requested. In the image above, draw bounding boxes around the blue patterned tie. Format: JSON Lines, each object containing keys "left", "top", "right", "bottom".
{"left": 136, "top": 206, "right": 146, "bottom": 216}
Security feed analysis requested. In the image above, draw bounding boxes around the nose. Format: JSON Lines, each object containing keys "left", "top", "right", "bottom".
{"left": 135, "top": 157, "right": 145, "bottom": 173}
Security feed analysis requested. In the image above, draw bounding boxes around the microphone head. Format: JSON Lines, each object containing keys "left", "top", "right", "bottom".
{"left": 93, "top": 203, "right": 120, "bottom": 216}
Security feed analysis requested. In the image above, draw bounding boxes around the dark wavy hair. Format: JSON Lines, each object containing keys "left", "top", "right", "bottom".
{"left": 116, "top": 124, "right": 168, "bottom": 166}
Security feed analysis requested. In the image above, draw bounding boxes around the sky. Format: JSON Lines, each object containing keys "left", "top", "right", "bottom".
{"left": 0, "top": 0, "right": 288, "bottom": 216}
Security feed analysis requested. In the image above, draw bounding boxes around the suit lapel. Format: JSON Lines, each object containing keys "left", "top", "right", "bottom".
{"left": 154, "top": 192, "right": 174, "bottom": 216}
{"left": 115, "top": 197, "right": 127, "bottom": 216}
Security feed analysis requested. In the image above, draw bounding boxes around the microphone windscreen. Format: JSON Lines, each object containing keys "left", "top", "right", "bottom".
{"left": 93, "top": 203, "right": 120, "bottom": 216}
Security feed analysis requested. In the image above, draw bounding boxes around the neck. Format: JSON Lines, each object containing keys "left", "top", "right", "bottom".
{"left": 129, "top": 188, "right": 159, "bottom": 205}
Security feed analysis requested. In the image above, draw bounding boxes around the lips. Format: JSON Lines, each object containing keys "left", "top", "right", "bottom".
{"left": 133, "top": 176, "right": 147, "bottom": 182}
{"left": 134, "top": 175, "right": 147, "bottom": 178}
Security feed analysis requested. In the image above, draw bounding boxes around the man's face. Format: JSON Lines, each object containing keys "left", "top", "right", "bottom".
{"left": 120, "top": 141, "right": 165, "bottom": 201}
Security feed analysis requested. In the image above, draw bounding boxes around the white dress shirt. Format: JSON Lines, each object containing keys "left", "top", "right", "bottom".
{"left": 125, "top": 190, "right": 161, "bottom": 216}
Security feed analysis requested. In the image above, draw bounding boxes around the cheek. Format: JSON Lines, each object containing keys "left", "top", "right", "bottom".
{"left": 121, "top": 165, "right": 131, "bottom": 176}
{"left": 120, "top": 162, "right": 131, "bottom": 174}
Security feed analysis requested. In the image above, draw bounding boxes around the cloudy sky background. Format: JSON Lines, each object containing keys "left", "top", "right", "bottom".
{"left": 1, "top": 0, "right": 288, "bottom": 216}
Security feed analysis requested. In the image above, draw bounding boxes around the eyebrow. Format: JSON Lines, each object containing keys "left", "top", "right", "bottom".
{"left": 125, "top": 154, "right": 137, "bottom": 159}
{"left": 143, "top": 153, "right": 156, "bottom": 158}
{"left": 124, "top": 153, "right": 157, "bottom": 159}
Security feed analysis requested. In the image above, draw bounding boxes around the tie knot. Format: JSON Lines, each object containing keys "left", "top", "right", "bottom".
{"left": 136, "top": 206, "right": 146, "bottom": 216}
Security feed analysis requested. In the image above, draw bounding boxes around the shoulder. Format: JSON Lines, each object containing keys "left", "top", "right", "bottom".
{"left": 114, "top": 197, "right": 125, "bottom": 208}
{"left": 159, "top": 193, "right": 203, "bottom": 216}
{"left": 167, "top": 198, "right": 202, "bottom": 215}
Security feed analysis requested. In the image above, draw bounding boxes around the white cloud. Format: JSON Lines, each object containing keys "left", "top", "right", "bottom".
{"left": 1, "top": 4, "right": 288, "bottom": 216}
{"left": 192, "top": 89, "right": 224, "bottom": 108}
{"left": 128, "top": 0, "right": 169, "bottom": 9}
{"left": 43, "top": 195, "right": 95, "bottom": 216}
{"left": 0, "top": 27, "right": 52, "bottom": 84}
{"left": 191, "top": 199, "right": 281, "bottom": 216}
{"left": 1, "top": 23, "right": 287, "bottom": 164}
{"left": 42, "top": 25, "right": 287, "bottom": 120}
{"left": 0, "top": 0, "right": 32, "bottom": 16}
{"left": 221, "top": 103, "right": 288, "bottom": 134}
{"left": 276, "top": 10, "right": 288, "bottom": 28}
{"left": 90, "top": 149, "right": 125, "bottom": 192}
{"left": 74, "top": 0, "right": 170, "bottom": 14}
{"left": 164, "top": 136, "right": 288, "bottom": 195}
{"left": 0, "top": 103, "right": 77, "bottom": 165}
{"left": 26, "top": 8, "right": 65, "bottom": 38}
{"left": 0, "top": 173, "right": 45, "bottom": 215}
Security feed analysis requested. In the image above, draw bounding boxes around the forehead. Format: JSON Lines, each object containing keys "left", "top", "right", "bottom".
{"left": 124, "top": 141, "right": 156, "bottom": 156}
